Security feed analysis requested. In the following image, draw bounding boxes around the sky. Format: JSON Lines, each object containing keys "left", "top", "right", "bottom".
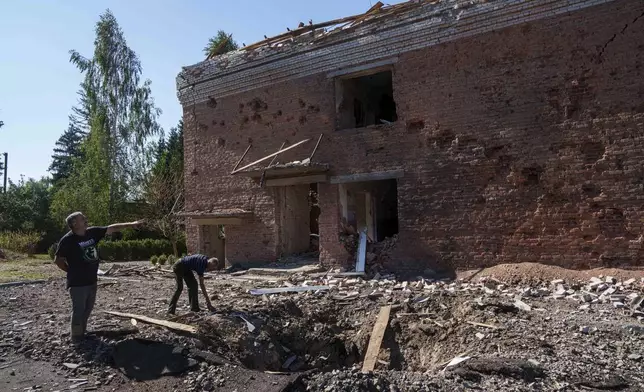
{"left": 0, "top": 0, "right": 393, "bottom": 183}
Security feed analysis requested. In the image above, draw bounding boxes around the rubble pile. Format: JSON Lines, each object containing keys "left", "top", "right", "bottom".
{"left": 1, "top": 266, "right": 643, "bottom": 391}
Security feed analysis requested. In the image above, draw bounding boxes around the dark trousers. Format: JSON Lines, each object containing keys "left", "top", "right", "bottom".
{"left": 168, "top": 261, "right": 199, "bottom": 313}
{"left": 69, "top": 284, "right": 97, "bottom": 339}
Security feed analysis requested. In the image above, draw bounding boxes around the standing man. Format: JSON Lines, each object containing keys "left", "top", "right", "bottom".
{"left": 53, "top": 212, "right": 144, "bottom": 343}
{"left": 168, "top": 254, "right": 219, "bottom": 315}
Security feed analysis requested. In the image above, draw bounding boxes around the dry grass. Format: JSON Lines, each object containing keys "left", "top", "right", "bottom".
{"left": 0, "top": 257, "right": 62, "bottom": 283}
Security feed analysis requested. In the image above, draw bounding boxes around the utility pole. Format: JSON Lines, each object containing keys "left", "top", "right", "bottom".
{"left": 2, "top": 152, "right": 7, "bottom": 193}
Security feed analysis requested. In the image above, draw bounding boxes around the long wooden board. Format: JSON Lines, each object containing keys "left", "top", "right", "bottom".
{"left": 362, "top": 305, "right": 392, "bottom": 372}
{"left": 104, "top": 310, "right": 198, "bottom": 334}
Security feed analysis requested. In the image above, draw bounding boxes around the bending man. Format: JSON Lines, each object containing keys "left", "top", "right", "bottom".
{"left": 168, "top": 254, "right": 219, "bottom": 314}
{"left": 53, "top": 212, "right": 144, "bottom": 343}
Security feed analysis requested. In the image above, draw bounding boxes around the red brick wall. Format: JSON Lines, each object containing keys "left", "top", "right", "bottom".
{"left": 183, "top": 0, "right": 644, "bottom": 272}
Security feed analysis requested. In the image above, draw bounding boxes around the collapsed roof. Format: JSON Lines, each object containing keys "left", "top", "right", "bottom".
{"left": 177, "top": 0, "right": 605, "bottom": 104}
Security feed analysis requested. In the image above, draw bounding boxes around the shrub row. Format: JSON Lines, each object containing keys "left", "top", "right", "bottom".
{"left": 98, "top": 239, "right": 187, "bottom": 261}
{"left": 0, "top": 232, "right": 41, "bottom": 255}
{"left": 150, "top": 254, "right": 184, "bottom": 266}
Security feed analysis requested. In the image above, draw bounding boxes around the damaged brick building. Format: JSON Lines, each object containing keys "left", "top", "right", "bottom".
{"left": 177, "top": 0, "right": 644, "bottom": 273}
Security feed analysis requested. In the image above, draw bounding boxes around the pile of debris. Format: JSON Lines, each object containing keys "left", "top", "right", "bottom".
{"left": 98, "top": 264, "right": 172, "bottom": 281}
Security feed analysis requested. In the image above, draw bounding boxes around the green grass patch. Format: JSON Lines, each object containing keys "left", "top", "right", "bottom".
{"left": 0, "top": 258, "right": 62, "bottom": 283}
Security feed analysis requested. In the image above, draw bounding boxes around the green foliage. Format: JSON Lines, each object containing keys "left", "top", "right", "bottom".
{"left": 166, "top": 254, "right": 175, "bottom": 265}
{"left": 150, "top": 255, "right": 158, "bottom": 265}
{"left": 203, "top": 30, "right": 239, "bottom": 57}
{"left": 52, "top": 9, "right": 161, "bottom": 225}
{"left": 48, "top": 244, "right": 57, "bottom": 260}
{"left": 97, "top": 239, "right": 186, "bottom": 261}
{"left": 0, "top": 178, "right": 61, "bottom": 252}
{"left": 157, "top": 254, "right": 167, "bottom": 266}
{"left": 0, "top": 232, "right": 41, "bottom": 255}
{"left": 49, "top": 124, "right": 87, "bottom": 186}
{"left": 144, "top": 120, "right": 185, "bottom": 255}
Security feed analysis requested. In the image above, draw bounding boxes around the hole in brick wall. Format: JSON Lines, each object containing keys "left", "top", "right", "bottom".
{"left": 198, "top": 123, "right": 208, "bottom": 131}
{"left": 216, "top": 138, "right": 225, "bottom": 147}
{"left": 220, "top": 121, "right": 225, "bottom": 126}
{"left": 406, "top": 119, "right": 425, "bottom": 133}
{"left": 251, "top": 113, "right": 262, "bottom": 122}
{"left": 521, "top": 166, "right": 543, "bottom": 186}
{"left": 242, "top": 115, "right": 249, "bottom": 124}
{"left": 207, "top": 97, "right": 217, "bottom": 108}
{"left": 299, "top": 115, "right": 307, "bottom": 124}
{"left": 307, "top": 104, "right": 320, "bottom": 113}
{"left": 597, "top": 208, "right": 629, "bottom": 238}
{"left": 298, "top": 99, "right": 306, "bottom": 108}
{"left": 335, "top": 70, "right": 397, "bottom": 130}
{"left": 429, "top": 129, "right": 456, "bottom": 149}
{"left": 580, "top": 141, "right": 605, "bottom": 163}
{"left": 484, "top": 145, "right": 505, "bottom": 158}
{"left": 582, "top": 183, "right": 601, "bottom": 198}
{"left": 247, "top": 137, "right": 253, "bottom": 144}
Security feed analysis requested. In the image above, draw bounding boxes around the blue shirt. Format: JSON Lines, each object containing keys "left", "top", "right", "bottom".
{"left": 181, "top": 254, "right": 208, "bottom": 276}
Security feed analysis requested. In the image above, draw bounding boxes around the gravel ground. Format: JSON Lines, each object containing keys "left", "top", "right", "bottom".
{"left": 0, "top": 262, "right": 643, "bottom": 391}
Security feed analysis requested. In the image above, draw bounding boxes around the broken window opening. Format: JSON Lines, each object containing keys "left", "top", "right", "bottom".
{"left": 336, "top": 70, "right": 397, "bottom": 130}
{"left": 339, "top": 179, "right": 399, "bottom": 243}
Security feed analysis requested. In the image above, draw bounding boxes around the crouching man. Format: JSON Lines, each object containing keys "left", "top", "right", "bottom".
{"left": 53, "top": 212, "right": 144, "bottom": 343}
{"left": 168, "top": 254, "right": 219, "bottom": 314}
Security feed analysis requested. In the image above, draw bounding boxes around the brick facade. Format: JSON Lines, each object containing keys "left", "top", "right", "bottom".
{"left": 180, "top": 0, "right": 644, "bottom": 273}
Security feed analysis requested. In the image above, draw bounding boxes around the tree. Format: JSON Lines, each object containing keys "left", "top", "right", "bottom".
{"left": 49, "top": 124, "right": 87, "bottom": 185}
{"left": 203, "top": 30, "right": 239, "bottom": 58}
{"left": 0, "top": 177, "right": 60, "bottom": 251}
{"left": 51, "top": 9, "right": 161, "bottom": 225}
{"left": 144, "top": 120, "right": 184, "bottom": 255}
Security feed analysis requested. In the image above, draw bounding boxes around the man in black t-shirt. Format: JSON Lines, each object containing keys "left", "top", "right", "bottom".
{"left": 54, "top": 212, "right": 144, "bottom": 343}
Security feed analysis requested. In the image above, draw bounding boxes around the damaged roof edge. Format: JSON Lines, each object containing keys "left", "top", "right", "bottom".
{"left": 176, "top": 0, "right": 614, "bottom": 104}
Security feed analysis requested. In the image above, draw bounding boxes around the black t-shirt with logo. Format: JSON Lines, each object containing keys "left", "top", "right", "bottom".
{"left": 55, "top": 227, "right": 108, "bottom": 288}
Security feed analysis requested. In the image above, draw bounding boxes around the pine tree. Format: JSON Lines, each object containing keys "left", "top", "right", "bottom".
{"left": 49, "top": 124, "right": 87, "bottom": 185}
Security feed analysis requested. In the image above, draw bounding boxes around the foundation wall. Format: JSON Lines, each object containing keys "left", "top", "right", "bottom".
{"left": 183, "top": 0, "right": 644, "bottom": 272}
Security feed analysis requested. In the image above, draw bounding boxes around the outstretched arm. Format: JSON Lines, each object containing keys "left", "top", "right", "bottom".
{"left": 198, "top": 276, "right": 215, "bottom": 311}
{"left": 106, "top": 220, "right": 145, "bottom": 235}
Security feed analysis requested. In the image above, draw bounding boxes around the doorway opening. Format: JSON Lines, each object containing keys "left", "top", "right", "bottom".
{"left": 201, "top": 224, "right": 226, "bottom": 265}
{"left": 339, "top": 179, "right": 399, "bottom": 242}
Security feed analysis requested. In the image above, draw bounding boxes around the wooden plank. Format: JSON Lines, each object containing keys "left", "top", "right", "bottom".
{"left": 104, "top": 311, "right": 198, "bottom": 334}
{"left": 249, "top": 285, "right": 330, "bottom": 295}
{"left": 232, "top": 144, "right": 252, "bottom": 172}
{"left": 362, "top": 305, "right": 392, "bottom": 372}
{"left": 193, "top": 217, "right": 243, "bottom": 225}
{"left": 330, "top": 170, "right": 404, "bottom": 184}
{"left": 265, "top": 174, "right": 328, "bottom": 187}
{"left": 231, "top": 139, "right": 311, "bottom": 174}
{"left": 242, "top": 14, "right": 363, "bottom": 51}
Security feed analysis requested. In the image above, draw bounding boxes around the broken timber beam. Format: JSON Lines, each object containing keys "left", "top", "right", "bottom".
{"left": 232, "top": 144, "right": 252, "bottom": 173}
{"left": 104, "top": 311, "right": 198, "bottom": 334}
{"left": 362, "top": 305, "right": 391, "bottom": 372}
{"left": 231, "top": 139, "right": 311, "bottom": 174}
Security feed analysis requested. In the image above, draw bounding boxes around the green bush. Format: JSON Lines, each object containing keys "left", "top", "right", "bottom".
{"left": 166, "top": 254, "right": 176, "bottom": 265}
{"left": 48, "top": 244, "right": 57, "bottom": 260}
{"left": 150, "top": 255, "right": 158, "bottom": 265}
{"left": 98, "top": 239, "right": 185, "bottom": 262}
{"left": 158, "top": 254, "right": 167, "bottom": 266}
{"left": 0, "top": 232, "right": 41, "bottom": 255}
